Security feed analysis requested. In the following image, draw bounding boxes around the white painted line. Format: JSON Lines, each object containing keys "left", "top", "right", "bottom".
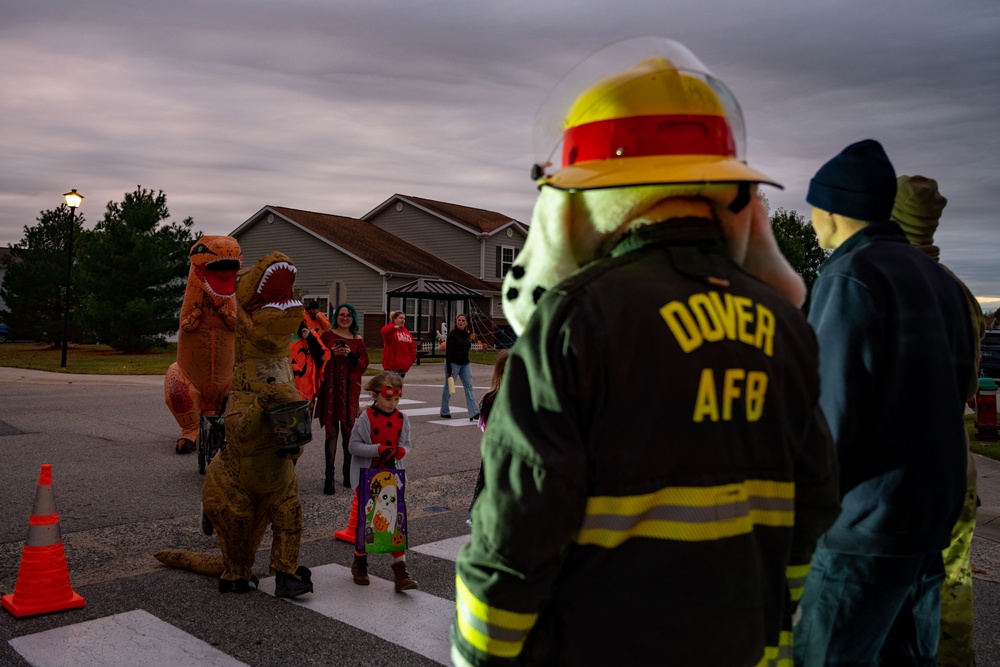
{"left": 9, "top": 609, "right": 248, "bottom": 667}
{"left": 410, "top": 534, "right": 471, "bottom": 562}
{"left": 400, "top": 384, "right": 486, "bottom": 391}
{"left": 428, "top": 419, "right": 479, "bottom": 427}
{"left": 403, "top": 406, "right": 466, "bottom": 417}
{"left": 259, "top": 563, "right": 452, "bottom": 666}
{"left": 397, "top": 398, "right": 424, "bottom": 405}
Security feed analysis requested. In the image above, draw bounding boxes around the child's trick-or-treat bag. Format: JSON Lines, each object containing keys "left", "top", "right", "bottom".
{"left": 357, "top": 468, "right": 407, "bottom": 553}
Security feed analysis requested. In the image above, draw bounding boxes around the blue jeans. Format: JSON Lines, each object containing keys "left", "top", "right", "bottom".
{"left": 441, "top": 362, "right": 478, "bottom": 418}
{"left": 793, "top": 546, "right": 944, "bottom": 666}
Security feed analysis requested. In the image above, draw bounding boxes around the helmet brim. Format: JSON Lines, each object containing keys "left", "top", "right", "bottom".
{"left": 540, "top": 155, "right": 783, "bottom": 191}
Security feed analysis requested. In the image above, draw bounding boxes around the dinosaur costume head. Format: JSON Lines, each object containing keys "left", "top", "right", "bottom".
{"left": 235, "top": 252, "right": 303, "bottom": 357}
{"left": 189, "top": 236, "right": 242, "bottom": 306}
{"left": 505, "top": 38, "right": 804, "bottom": 334}
{"left": 231, "top": 252, "right": 304, "bottom": 397}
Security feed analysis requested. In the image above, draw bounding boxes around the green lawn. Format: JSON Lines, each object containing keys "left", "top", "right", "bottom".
{"left": 968, "top": 413, "right": 1000, "bottom": 462}
{"left": 0, "top": 342, "right": 178, "bottom": 375}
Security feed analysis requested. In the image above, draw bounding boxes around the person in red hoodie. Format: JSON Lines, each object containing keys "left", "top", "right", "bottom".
{"left": 380, "top": 311, "right": 417, "bottom": 379}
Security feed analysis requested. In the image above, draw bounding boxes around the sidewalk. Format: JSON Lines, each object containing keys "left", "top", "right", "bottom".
{"left": 976, "top": 453, "right": 1000, "bottom": 544}
{"left": 0, "top": 366, "right": 164, "bottom": 386}
{"left": 385, "top": 360, "right": 491, "bottom": 388}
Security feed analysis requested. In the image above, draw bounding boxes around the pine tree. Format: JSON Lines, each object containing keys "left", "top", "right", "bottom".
{"left": 0, "top": 206, "right": 84, "bottom": 344}
{"left": 75, "top": 187, "right": 197, "bottom": 353}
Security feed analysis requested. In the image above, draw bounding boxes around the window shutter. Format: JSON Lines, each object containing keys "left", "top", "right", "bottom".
{"left": 496, "top": 246, "right": 502, "bottom": 278}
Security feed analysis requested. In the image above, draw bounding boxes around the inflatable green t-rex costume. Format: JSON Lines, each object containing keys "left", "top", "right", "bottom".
{"left": 156, "top": 251, "right": 312, "bottom": 597}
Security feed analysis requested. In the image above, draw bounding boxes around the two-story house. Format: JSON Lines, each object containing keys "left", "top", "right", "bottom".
{"left": 230, "top": 195, "right": 527, "bottom": 350}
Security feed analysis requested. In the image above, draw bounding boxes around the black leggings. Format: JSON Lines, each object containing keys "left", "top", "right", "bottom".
{"left": 324, "top": 421, "right": 352, "bottom": 487}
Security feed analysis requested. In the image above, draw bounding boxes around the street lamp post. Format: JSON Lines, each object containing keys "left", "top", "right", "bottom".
{"left": 61, "top": 189, "right": 84, "bottom": 368}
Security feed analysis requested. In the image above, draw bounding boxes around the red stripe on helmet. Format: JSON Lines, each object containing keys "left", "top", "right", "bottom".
{"left": 562, "top": 114, "right": 734, "bottom": 167}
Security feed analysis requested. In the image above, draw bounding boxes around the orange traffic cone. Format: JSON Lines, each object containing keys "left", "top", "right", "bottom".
{"left": 2, "top": 464, "right": 86, "bottom": 618}
{"left": 334, "top": 488, "right": 359, "bottom": 544}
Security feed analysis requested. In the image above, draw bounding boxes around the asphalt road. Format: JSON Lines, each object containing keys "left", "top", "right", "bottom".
{"left": 0, "top": 363, "right": 485, "bottom": 666}
{"left": 1, "top": 363, "right": 999, "bottom": 665}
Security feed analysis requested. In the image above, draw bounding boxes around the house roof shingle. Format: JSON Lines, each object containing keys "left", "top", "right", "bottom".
{"left": 370, "top": 195, "right": 519, "bottom": 234}
{"left": 267, "top": 206, "right": 499, "bottom": 293}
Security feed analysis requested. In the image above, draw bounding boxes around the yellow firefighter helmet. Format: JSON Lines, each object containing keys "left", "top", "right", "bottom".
{"left": 532, "top": 37, "right": 780, "bottom": 191}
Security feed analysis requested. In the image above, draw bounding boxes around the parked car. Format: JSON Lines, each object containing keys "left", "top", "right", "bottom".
{"left": 981, "top": 330, "right": 1000, "bottom": 379}
{"left": 0, "top": 324, "right": 9, "bottom": 343}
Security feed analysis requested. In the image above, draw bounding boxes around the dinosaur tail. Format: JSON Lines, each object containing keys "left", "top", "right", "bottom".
{"left": 154, "top": 549, "right": 225, "bottom": 577}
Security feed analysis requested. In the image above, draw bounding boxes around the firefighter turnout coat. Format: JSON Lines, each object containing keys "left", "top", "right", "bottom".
{"left": 453, "top": 219, "right": 840, "bottom": 666}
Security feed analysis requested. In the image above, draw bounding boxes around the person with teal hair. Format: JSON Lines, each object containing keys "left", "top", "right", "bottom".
{"left": 317, "top": 303, "right": 368, "bottom": 494}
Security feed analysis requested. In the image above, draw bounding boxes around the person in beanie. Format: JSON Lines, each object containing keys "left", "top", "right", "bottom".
{"left": 452, "top": 38, "right": 840, "bottom": 666}
{"left": 303, "top": 300, "right": 331, "bottom": 337}
{"left": 794, "top": 143, "right": 976, "bottom": 665}
{"left": 892, "top": 175, "right": 985, "bottom": 667}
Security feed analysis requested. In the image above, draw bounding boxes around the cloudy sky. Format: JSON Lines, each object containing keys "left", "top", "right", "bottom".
{"left": 3, "top": 0, "right": 998, "bottom": 308}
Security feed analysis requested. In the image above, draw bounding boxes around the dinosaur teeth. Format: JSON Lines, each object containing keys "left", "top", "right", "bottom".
{"left": 262, "top": 299, "right": 303, "bottom": 311}
{"left": 257, "top": 262, "right": 296, "bottom": 295}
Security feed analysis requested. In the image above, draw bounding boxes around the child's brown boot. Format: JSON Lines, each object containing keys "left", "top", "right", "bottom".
{"left": 391, "top": 559, "right": 418, "bottom": 592}
{"left": 351, "top": 553, "right": 369, "bottom": 585}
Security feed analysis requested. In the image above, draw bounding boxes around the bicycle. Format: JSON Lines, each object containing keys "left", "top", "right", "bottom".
{"left": 197, "top": 408, "right": 227, "bottom": 475}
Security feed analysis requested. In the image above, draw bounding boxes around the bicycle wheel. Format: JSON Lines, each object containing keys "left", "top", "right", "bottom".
{"left": 198, "top": 417, "right": 210, "bottom": 474}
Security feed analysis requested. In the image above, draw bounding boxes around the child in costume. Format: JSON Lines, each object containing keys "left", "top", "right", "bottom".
{"left": 470, "top": 349, "right": 509, "bottom": 513}
{"left": 346, "top": 372, "right": 417, "bottom": 592}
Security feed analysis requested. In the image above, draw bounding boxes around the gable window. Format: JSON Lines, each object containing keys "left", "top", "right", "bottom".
{"left": 496, "top": 245, "right": 520, "bottom": 278}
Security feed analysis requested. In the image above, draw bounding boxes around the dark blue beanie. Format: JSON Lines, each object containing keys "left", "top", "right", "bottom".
{"left": 807, "top": 139, "right": 897, "bottom": 222}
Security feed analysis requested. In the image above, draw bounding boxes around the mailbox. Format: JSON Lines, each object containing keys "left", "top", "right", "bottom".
{"left": 975, "top": 376, "right": 998, "bottom": 441}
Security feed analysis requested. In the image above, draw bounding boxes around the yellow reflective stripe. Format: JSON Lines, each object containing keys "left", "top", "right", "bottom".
{"left": 577, "top": 479, "right": 794, "bottom": 548}
{"left": 786, "top": 563, "right": 811, "bottom": 602}
{"left": 455, "top": 575, "right": 538, "bottom": 659}
{"left": 754, "top": 631, "right": 794, "bottom": 667}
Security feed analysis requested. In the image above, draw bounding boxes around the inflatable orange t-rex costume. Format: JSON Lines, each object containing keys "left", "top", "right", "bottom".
{"left": 164, "top": 236, "right": 242, "bottom": 454}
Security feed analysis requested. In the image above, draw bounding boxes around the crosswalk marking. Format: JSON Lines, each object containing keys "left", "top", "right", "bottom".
{"left": 9, "top": 609, "right": 249, "bottom": 667}
{"left": 410, "top": 534, "right": 471, "bottom": 561}
{"left": 373, "top": 398, "right": 480, "bottom": 425}
{"left": 259, "top": 563, "right": 453, "bottom": 665}
{"left": 403, "top": 406, "right": 465, "bottom": 417}
{"left": 429, "top": 418, "right": 479, "bottom": 427}
{"left": 6, "top": 539, "right": 469, "bottom": 667}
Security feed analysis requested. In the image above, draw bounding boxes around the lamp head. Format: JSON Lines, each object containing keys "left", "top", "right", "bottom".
{"left": 63, "top": 189, "right": 84, "bottom": 209}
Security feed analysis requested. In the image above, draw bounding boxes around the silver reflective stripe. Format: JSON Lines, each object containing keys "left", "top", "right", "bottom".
{"left": 27, "top": 521, "right": 62, "bottom": 547}
{"left": 457, "top": 604, "right": 528, "bottom": 643}
{"left": 581, "top": 495, "right": 794, "bottom": 531}
{"left": 31, "top": 484, "right": 57, "bottom": 517}
{"left": 786, "top": 572, "right": 808, "bottom": 591}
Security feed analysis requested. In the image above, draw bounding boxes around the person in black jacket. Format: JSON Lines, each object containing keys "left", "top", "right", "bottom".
{"left": 439, "top": 314, "right": 479, "bottom": 420}
{"left": 795, "top": 140, "right": 975, "bottom": 665}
